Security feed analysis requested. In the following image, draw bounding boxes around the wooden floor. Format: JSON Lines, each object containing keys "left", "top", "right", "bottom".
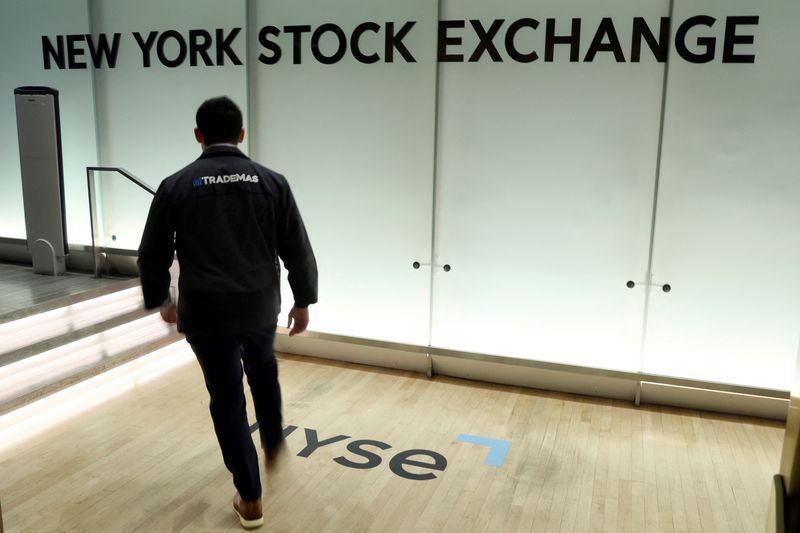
{"left": 0, "top": 347, "right": 784, "bottom": 532}
{"left": 0, "top": 262, "right": 126, "bottom": 319}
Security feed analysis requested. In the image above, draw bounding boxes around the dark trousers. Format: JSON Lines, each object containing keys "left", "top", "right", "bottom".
{"left": 186, "top": 326, "right": 282, "bottom": 501}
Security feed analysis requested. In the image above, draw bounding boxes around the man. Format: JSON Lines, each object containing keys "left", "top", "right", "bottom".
{"left": 137, "top": 96, "right": 318, "bottom": 529}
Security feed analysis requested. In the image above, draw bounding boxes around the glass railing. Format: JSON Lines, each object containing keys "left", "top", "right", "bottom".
{"left": 86, "top": 167, "right": 155, "bottom": 277}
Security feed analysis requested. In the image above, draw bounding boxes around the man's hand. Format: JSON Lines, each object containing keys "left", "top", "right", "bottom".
{"left": 160, "top": 303, "right": 178, "bottom": 324}
{"left": 287, "top": 306, "right": 309, "bottom": 336}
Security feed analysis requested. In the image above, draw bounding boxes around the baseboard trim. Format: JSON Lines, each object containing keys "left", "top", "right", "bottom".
{"left": 275, "top": 328, "right": 429, "bottom": 375}
{"left": 275, "top": 328, "right": 789, "bottom": 421}
{"left": 639, "top": 381, "right": 788, "bottom": 420}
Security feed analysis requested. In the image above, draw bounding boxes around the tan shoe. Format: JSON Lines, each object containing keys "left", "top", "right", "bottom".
{"left": 233, "top": 492, "right": 264, "bottom": 529}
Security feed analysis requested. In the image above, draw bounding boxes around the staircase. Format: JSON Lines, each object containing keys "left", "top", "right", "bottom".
{"left": 0, "top": 279, "right": 183, "bottom": 416}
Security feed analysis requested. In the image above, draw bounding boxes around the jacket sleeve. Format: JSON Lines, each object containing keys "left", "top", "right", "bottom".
{"left": 137, "top": 181, "right": 175, "bottom": 310}
{"left": 277, "top": 180, "right": 318, "bottom": 308}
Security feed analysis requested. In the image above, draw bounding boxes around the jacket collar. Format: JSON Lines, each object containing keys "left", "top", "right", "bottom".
{"left": 198, "top": 144, "right": 250, "bottom": 160}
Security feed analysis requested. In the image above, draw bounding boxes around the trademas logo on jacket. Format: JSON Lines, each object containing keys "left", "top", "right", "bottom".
{"left": 192, "top": 174, "right": 260, "bottom": 187}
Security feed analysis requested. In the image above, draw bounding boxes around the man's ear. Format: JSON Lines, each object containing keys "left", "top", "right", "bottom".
{"left": 194, "top": 128, "right": 204, "bottom": 144}
{"left": 238, "top": 128, "right": 245, "bottom": 144}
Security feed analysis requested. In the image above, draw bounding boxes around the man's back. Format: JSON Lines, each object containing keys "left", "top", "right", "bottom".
{"left": 138, "top": 144, "right": 317, "bottom": 336}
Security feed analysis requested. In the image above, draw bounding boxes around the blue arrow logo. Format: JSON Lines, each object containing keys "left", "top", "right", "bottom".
{"left": 457, "top": 434, "right": 511, "bottom": 467}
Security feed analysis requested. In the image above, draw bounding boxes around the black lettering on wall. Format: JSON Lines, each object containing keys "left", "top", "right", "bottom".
{"left": 39, "top": 15, "right": 760, "bottom": 70}
{"left": 675, "top": 16, "right": 717, "bottom": 64}
{"left": 631, "top": 17, "right": 669, "bottom": 62}
{"left": 258, "top": 26, "right": 282, "bottom": 65}
{"left": 66, "top": 34, "right": 87, "bottom": 69}
{"left": 386, "top": 21, "right": 416, "bottom": 62}
{"left": 133, "top": 31, "right": 158, "bottom": 67}
{"left": 389, "top": 449, "right": 448, "bottom": 481}
{"left": 469, "top": 19, "right": 504, "bottom": 62}
{"left": 438, "top": 20, "right": 465, "bottom": 62}
{"left": 156, "top": 30, "right": 187, "bottom": 68}
{"left": 505, "top": 18, "right": 539, "bottom": 63}
{"left": 351, "top": 22, "right": 381, "bottom": 64}
{"left": 333, "top": 439, "right": 392, "bottom": 469}
{"left": 216, "top": 28, "right": 242, "bottom": 65}
{"left": 545, "top": 18, "right": 581, "bottom": 62}
{"left": 311, "top": 24, "right": 347, "bottom": 65}
{"left": 86, "top": 33, "right": 121, "bottom": 68}
{"left": 285, "top": 25, "right": 312, "bottom": 64}
{"left": 189, "top": 29, "right": 214, "bottom": 66}
{"left": 42, "top": 36, "right": 65, "bottom": 69}
{"left": 584, "top": 18, "right": 625, "bottom": 62}
{"left": 723, "top": 16, "right": 758, "bottom": 63}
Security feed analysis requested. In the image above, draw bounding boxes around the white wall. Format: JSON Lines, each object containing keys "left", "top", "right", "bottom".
{"left": 251, "top": 0, "right": 438, "bottom": 345}
{"left": 644, "top": 0, "right": 800, "bottom": 389}
{"left": 431, "top": 0, "right": 669, "bottom": 371}
{"left": 90, "top": 0, "right": 248, "bottom": 250}
{"left": 0, "top": 0, "right": 96, "bottom": 244}
{"left": 2, "top": 2, "right": 799, "bottom": 390}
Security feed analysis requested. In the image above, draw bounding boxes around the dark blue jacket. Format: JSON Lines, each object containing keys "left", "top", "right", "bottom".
{"left": 137, "top": 145, "right": 318, "bottom": 335}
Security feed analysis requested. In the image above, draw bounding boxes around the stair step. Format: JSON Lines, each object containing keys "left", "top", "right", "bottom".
{"left": 0, "top": 286, "right": 144, "bottom": 360}
{"left": 0, "top": 310, "right": 183, "bottom": 416}
{"left": 0, "top": 339, "right": 193, "bottom": 452}
{"left": 0, "top": 330, "right": 182, "bottom": 416}
{"left": 0, "top": 277, "right": 140, "bottom": 325}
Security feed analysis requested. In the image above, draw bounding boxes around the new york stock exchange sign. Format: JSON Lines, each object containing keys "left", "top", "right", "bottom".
{"left": 41, "top": 15, "right": 759, "bottom": 70}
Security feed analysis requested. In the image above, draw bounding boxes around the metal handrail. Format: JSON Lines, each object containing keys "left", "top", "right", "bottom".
{"left": 86, "top": 166, "right": 154, "bottom": 278}
{"left": 86, "top": 166, "right": 155, "bottom": 195}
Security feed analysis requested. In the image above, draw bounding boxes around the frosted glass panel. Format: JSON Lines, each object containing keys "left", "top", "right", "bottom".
{"left": 0, "top": 0, "right": 96, "bottom": 244}
{"left": 644, "top": 0, "right": 800, "bottom": 389}
{"left": 91, "top": 0, "right": 247, "bottom": 249}
{"left": 431, "top": 0, "right": 668, "bottom": 370}
{"left": 92, "top": 170, "right": 154, "bottom": 255}
{"left": 252, "top": 1, "right": 437, "bottom": 345}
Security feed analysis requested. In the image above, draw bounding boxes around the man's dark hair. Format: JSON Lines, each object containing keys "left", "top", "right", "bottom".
{"left": 196, "top": 96, "right": 243, "bottom": 145}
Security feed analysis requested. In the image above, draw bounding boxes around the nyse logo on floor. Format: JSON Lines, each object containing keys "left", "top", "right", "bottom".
{"left": 254, "top": 424, "right": 512, "bottom": 480}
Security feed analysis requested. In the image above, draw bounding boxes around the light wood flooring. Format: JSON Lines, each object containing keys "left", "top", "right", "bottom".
{"left": 0, "top": 347, "right": 784, "bottom": 532}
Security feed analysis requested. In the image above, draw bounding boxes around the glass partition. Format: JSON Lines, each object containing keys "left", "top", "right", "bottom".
{"left": 429, "top": 0, "right": 669, "bottom": 371}
{"left": 87, "top": 169, "right": 154, "bottom": 264}
{"left": 251, "top": 0, "right": 438, "bottom": 345}
{"left": 0, "top": 0, "right": 96, "bottom": 244}
{"left": 2, "top": 0, "right": 799, "bottom": 393}
{"left": 643, "top": 0, "right": 800, "bottom": 389}
{"left": 90, "top": 0, "right": 248, "bottom": 218}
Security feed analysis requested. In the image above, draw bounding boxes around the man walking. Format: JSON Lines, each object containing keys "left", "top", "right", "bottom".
{"left": 138, "top": 96, "right": 318, "bottom": 529}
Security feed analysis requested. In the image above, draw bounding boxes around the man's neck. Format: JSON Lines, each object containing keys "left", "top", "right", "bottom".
{"left": 204, "top": 142, "right": 239, "bottom": 150}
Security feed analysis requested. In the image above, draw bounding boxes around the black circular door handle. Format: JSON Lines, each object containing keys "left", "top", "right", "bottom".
{"left": 662, "top": 284, "right": 672, "bottom": 293}
{"left": 412, "top": 261, "right": 420, "bottom": 270}
{"left": 443, "top": 264, "right": 451, "bottom": 272}
{"left": 626, "top": 281, "right": 635, "bottom": 289}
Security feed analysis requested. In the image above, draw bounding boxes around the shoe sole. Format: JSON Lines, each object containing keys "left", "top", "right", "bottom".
{"left": 234, "top": 505, "right": 264, "bottom": 529}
